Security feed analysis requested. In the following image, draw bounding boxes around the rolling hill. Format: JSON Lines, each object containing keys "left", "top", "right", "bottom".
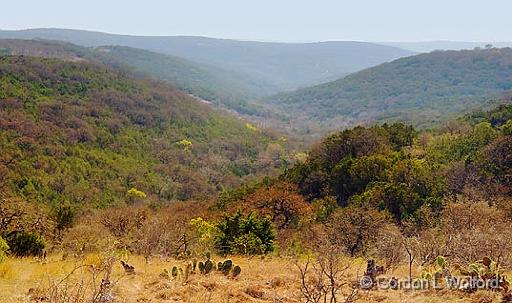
{"left": 0, "top": 39, "right": 275, "bottom": 116}
{"left": 0, "top": 54, "right": 289, "bottom": 207}
{"left": 0, "top": 28, "right": 415, "bottom": 90}
{"left": 383, "top": 41, "right": 512, "bottom": 53}
{"left": 265, "top": 47, "right": 512, "bottom": 132}
{"left": 91, "top": 45, "right": 280, "bottom": 115}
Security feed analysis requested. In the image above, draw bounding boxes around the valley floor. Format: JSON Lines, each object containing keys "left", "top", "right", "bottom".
{"left": 0, "top": 255, "right": 504, "bottom": 303}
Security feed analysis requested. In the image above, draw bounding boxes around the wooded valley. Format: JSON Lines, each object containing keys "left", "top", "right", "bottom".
{"left": 0, "top": 27, "right": 511, "bottom": 303}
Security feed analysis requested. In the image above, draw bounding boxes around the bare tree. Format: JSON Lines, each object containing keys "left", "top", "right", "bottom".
{"left": 296, "top": 243, "right": 358, "bottom": 303}
{"left": 402, "top": 237, "right": 418, "bottom": 281}
{"left": 44, "top": 255, "right": 121, "bottom": 303}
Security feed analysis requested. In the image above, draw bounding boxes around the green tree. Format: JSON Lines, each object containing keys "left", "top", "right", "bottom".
{"left": 214, "top": 212, "right": 274, "bottom": 255}
{"left": 330, "top": 154, "right": 392, "bottom": 205}
{"left": 53, "top": 205, "right": 76, "bottom": 232}
{"left": 382, "top": 123, "right": 416, "bottom": 150}
{"left": 127, "top": 187, "right": 147, "bottom": 203}
{"left": 501, "top": 119, "right": 512, "bottom": 136}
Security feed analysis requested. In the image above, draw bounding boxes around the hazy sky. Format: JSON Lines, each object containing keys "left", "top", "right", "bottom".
{"left": 1, "top": 0, "right": 511, "bottom": 42}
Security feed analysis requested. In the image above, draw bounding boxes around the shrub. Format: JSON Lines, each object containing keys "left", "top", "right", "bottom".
{"left": 0, "top": 236, "right": 9, "bottom": 262}
{"left": 61, "top": 223, "right": 114, "bottom": 255}
{"left": 6, "top": 231, "right": 45, "bottom": 257}
{"left": 127, "top": 188, "right": 147, "bottom": 203}
{"left": 176, "top": 139, "right": 192, "bottom": 151}
{"left": 239, "top": 182, "right": 313, "bottom": 228}
{"left": 100, "top": 206, "right": 147, "bottom": 238}
{"left": 502, "top": 119, "right": 512, "bottom": 136}
{"left": 435, "top": 200, "right": 512, "bottom": 265}
{"left": 53, "top": 205, "right": 76, "bottom": 232}
{"left": 190, "top": 217, "right": 218, "bottom": 252}
{"left": 327, "top": 206, "right": 391, "bottom": 256}
{"left": 214, "top": 212, "right": 274, "bottom": 255}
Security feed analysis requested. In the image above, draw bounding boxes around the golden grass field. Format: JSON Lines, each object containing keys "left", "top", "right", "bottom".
{"left": 0, "top": 254, "right": 504, "bottom": 303}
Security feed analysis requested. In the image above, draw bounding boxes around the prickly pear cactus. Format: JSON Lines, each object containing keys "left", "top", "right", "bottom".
{"left": 160, "top": 269, "right": 170, "bottom": 279}
{"left": 171, "top": 266, "right": 179, "bottom": 279}
{"left": 421, "top": 271, "right": 432, "bottom": 280}
{"left": 435, "top": 256, "right": 447, "bottom": 270}
{"left": 232, "top": 265, "right": 241, "bottom": 278}
{"left": 205, "top": 260, "right": 213, "bottom": 274}
{"left": 198, "top": 261, "right": 205, "bottom": 274}
{"left": 468, "top": 263, "right": 480, "bottom": 275}
{"left": 221, "top": 260, "right": 233, "bottom": 275}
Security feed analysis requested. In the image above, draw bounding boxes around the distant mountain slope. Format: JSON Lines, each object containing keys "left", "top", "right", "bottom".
{"left": 92, "top": 46, "right": 279, "bottom": 114}
{"left": 0, "top": 39, "right": 275, "bottom": 115}
{"left": 0, "top": 55, "right": 288, "bottom": 206}
{"left": 265, "top": 48, "right": 512, "bottom": 131}
{"left": 383, "top": 41, "right": 512, "bottom": 53}
{"left": 0, "top": 28, "right": 415, "bottom": 90}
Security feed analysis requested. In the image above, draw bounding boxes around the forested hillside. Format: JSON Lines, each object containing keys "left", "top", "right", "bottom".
{"left": 217, "top": 104, "right": 512, "bottom": 260}
{"left": 266, "top": 48, "right": 512, "bottom": 133}
{"left": 0, "top": 39, "right": 274, "bottom": 116}
{"left": 92, "top": 45, "right": 277, "bottom": 115}
{"left": 0, "top": 28, "right": 415, "bottom": 90}
{"left": 1, "top": 53, "right": 512, "bottom": 303}
{"left": 0, "top": 55, "right": 290, "bottom": 207}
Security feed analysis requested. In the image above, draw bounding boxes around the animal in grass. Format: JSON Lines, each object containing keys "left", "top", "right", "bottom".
{"left": 120, "top": 260, "right": 135, "bottom": 275}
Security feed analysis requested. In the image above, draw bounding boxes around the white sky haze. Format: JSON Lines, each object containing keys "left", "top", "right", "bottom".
{"left": 1, "top": 0, "right": 511, "bottom": 42}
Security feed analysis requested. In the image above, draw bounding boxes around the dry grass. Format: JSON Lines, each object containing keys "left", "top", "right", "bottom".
{"left": 0, "top": 255, "right": 505, "bottom": 303}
